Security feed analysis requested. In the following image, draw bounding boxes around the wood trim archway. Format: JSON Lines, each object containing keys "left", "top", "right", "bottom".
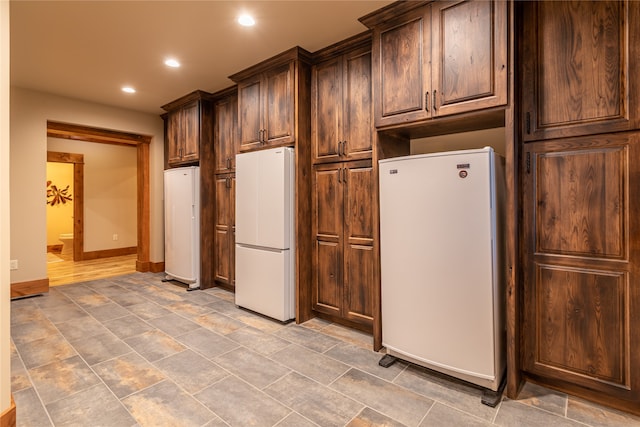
{"left": 47, "top": 121, "right": 154, "bottom": 272}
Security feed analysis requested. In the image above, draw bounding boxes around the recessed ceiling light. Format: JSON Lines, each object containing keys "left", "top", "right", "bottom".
{"left": 238, "top": 14, "right": 255, "bottom": 27}
{"left": 122, "top": 86, "right": 136, "bottom": 94}
{"left": 164, "top": 58, "right": 180, "bottom": 68}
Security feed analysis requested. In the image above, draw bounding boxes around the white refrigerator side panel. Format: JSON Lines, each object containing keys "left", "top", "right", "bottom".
{"left": 235, "top": 245, "right": 294, "bottom": 321}
{"left": 379, "top": 149, "right": 499, "bottom": 387}
{"left": 164, "top": 167, "right": 199, "bottom": 285}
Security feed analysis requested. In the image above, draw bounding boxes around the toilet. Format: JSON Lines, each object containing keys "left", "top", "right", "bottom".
{"left": 59, "top": 233, "right": 74, "bottom": 257}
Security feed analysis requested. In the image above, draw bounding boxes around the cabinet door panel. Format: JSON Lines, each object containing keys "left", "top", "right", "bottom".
{"left": 344, "top": 243, "right": 375, "bottom": 325}
{"left": 522, "top": 134, "right": 640, "bottom": 406}
{"left": 214, "top": 176, "right": 232, "bottom": 285}
{"left": 522, "top": 1, "right": 640, "bottom": 141}
{"left": 312, "top": 164, "right": 344, "bottom": 316}
{"left": 229, "top": 175, "right": 236, "bottom": 288}
{"left": 343, "top": 162, "right": 375, "bottom": 326}
{"left": 214, "top": 95, "right": 238, "bottom": 173}
{"left": 343, "top": 163, "right": 374, "bottom": 243}
{"left": 534, "top": 265, "right": 626, "bottom": 386}
{"left": 432, "top": 0, "right": 507, "bottom": 116}
{"left": 535, "top": 148, "right": 625, "bottom": 259}
{"left": 343, "top": 49, "right": 373, "bottom": 160}
{"left": 181, "top": 101, "right": 200, "bottom": 162}
{"left": 313, "top": 240, "right": 342, "bottom": 315}
{"left": 264, "top": 62, "right": 295, "bottom": 145}
{"left": 312, "top": 57, "right": 342, "bottom": 163}
{"left": 167, "top": 110, "right": 182, "bottom": 164}
{"left": 374, "top": 7, "right": 431, "bottom": 127}
{"left": 313, "top": 167, "right": 343, "bottom": 238}
{"left": 238, "top": 79, "right": 262, "bottom": 150}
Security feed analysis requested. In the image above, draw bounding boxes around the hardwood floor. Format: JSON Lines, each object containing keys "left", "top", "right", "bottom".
{"left": 46, "top": 252, "right": 138, "bottom": 286}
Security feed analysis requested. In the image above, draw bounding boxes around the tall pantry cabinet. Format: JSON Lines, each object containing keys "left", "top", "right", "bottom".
{"left": 519, "top": 0, "right": 640, "bottom": 415}
{"left": 212, "top": 88, "right": 238, "bottom": 291}
{"left": 311, "top": 33, "right": 379, "bottom": 342}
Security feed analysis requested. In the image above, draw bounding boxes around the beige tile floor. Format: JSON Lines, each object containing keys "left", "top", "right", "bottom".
{"left": 10, "top": 272, "right": 640, "bottom": 427}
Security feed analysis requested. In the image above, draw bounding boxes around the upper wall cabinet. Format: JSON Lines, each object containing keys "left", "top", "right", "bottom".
{"left": 520, "top": 1, "right": 640, "bottom": 142}
{"left": 214, "top": 88, "right": 238, "bottom": 173}
{"left": 311, "top": 33, "right": 373, "bottom": 164}
{"left": 162, "top": 90, "right": 214, "bottom": 167}
{"left": 230, "top": 47, "right": 312, "bottom": 152}
{"left": 360, "top": 0, "right": 508, "bottom": 129}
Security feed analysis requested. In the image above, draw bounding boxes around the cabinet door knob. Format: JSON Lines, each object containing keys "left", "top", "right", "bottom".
{"left": 425, "top": 91, "right": 429, "bottom": 112}
{"left": 433, "top": 90, "right": 437, "bottom": 111}
{"left": 342, "top": 141, "right": 347, "bottom": 157}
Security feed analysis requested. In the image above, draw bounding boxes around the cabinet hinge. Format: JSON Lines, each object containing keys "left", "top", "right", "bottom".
{"left": 525, "top": 112, "right": 531, "bottom": 134}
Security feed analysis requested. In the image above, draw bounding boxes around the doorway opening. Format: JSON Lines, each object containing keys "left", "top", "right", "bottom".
{"left": 46, "top": 121, "right": 153, "bottom": 272}
{"left": 46, "top": 151, "right": 83, "bottom": 261}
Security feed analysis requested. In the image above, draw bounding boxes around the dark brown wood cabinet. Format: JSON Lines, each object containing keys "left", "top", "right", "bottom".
{"left": 360, "top": 0, "right": 507, "bottom": 129}
{"left": 520, "top": 1, "right": 640, "bottom": 142}
{"left": 214, "top": 173, "right": 235, "bottom": 290}
{"left": 312, "top": 38, "right": 373, "bottom": 164}
{"left": 521, "top": 134, "right": 640, "bottom": 414}
{"left": 312, "top": 160, "right": 376, "bottom": 329}
{"left": 231, "top": 49, "right": 312, "bottom": 152}
{"left": 214, "top": 92, "right": 238, "bottom": 173}
{"left": 518, "top": 0, "right": 640, "bottom": 415}
{"left": 162, "top": 91, "right": 213, "bottom": 166}
{"left": 211, "top": 87, "right": 239, "bottom": 290}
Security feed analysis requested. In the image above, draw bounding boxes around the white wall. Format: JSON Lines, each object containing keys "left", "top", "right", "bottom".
{"left": 1, "top": 0, "right": 12, "bottom": 413}
{"left": 10, "top": 87, "right": 165, "bottom": 284}
{"left": 47, "top": 137, "right": 138, "bottom": 252}
{"left": 411, "top": 127, "right": 506, "bottom": 157}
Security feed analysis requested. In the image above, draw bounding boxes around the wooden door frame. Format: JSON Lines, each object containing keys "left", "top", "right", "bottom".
{"left": 47, "top": 121, "right": 154, "bottom": 271}
{"left": 47, "top": 151, "right": 84, "bottom": 261}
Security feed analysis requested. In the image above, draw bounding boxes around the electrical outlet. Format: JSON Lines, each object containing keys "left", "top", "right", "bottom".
{"left": 112, "top": 234, "right": 118, "bottom": 241}
{"left": 10, "top": 260, "right": 18, "bottom": 270}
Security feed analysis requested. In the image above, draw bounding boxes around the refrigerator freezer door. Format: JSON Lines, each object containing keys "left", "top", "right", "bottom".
{"left": 235, "top": 150, "right": 259, "bottom": 247}
{"left": 235, "top": 244, "right": 294, "bottom": 321}
{"left": 379, "top": 148, "right": 500, "bottom": 389}
{"left": 256, "top": 148, "right": 292, "bottom": 249}
{"left": 235, "top": 148, "right": 293, "bottom": 250}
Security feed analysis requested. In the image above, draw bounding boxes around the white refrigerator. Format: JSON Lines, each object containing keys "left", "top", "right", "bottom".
{"left": 378, "top": 147, "right": 505, "bottom": 392}
{"left": 164, "top": 166, "right": 200, "bottom": 290}
{"left": 235, "top": 147, "right": 295, "bottom": 321}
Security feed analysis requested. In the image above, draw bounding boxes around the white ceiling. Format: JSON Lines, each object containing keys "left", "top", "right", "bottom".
{"left": 10, "top": 0, "right": 393, "bottom": 115}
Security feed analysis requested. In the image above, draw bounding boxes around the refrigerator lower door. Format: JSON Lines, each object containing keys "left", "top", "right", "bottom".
{"left": 235, "top": 244, "right": 294, "bottom": 322}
